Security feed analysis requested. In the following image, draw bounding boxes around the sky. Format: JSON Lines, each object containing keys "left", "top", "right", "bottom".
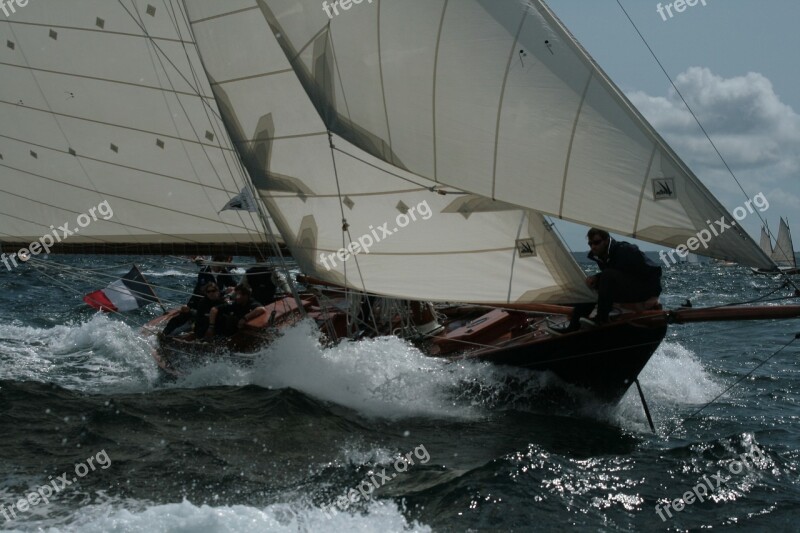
{"left": 543, "top": 0, "right": 800, "bottom": 253}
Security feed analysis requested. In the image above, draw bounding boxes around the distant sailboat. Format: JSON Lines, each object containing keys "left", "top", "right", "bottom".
{"left": 752, "top": 218, "right": 799, "bottom": 275}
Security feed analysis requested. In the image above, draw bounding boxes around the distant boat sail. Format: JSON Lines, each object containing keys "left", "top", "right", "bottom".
{"left": 753, "top": 218, "right": 798, "bottom": 275}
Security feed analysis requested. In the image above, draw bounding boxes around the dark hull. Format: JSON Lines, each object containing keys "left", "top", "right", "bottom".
{"left": 447, "top": 320, "right": 668, "bottom": 403}
{"left": 751, "top": 266, "right": 800, "bottom": 276}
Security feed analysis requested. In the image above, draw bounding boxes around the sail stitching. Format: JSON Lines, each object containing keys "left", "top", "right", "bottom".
{"left": 491, "top": 10, "right": 529, "bottom": 201}
{"left": 375, "top": 0, "right": 394, "bottom": 165}
{"left": 632, "top": 145, "right": 658, "bottom": 237}
{"left": 0, "top": 61, "right": 213, "bottom": 99}
{"left": 557, "top": 71, "right": 593, "bottom": 219}
{"left": 431, "top": 0, "right": 449, "bottom": 182}
{"left": 160, "top": 0, "right": 264, "bottom": 249}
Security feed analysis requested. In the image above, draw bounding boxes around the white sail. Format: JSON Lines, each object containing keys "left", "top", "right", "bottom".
{"left": 184, "top": 1, "right": 593, "bottom": 304}
{"left": 0, "top": 1, "right": 270, "bottom": 255}
{"left": 771, "top": 218, "right": 795, "bottom": 267}
{"left": 238, "top": 0, "right": 773, "bottom": 269}
{"left": 759, "top": 225, "right": 773, "bottom": 256}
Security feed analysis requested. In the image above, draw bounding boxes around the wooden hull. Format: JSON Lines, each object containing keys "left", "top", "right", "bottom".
{"left": 436, "top": 317, "right": 668, "bottom": 403}
{"left": 142, "top": 296, "right": 309, "bottom": 376}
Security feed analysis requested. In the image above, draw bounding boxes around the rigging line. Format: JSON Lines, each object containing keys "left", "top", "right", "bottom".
{"left": 332, "top": 145, "right": 456, "bottom": 192}
{"left": 175, "top": 2, "right": 299, "bottom": 274}
{"left": 25, "top": 257, "right": 198, "bottom": 302}
{"left": 665, "top": 334, "right": 798, "bottom": 437}
{"left": 129, "top": 2, "right": 255, "bottom": 249}
{"left": 25, "top": 261, "right": 155, "bottom": 328}
{"left": 327, "top": 133, "right": 380, "bottom": 335}
{"left": 114, "top": 0, "right": 219, "bottom": 121}
{"left": 168, "top": 0, "right": 268, "bottom": 250}
{"left": 614, "top": 0, "right": 799, "bottom": 293}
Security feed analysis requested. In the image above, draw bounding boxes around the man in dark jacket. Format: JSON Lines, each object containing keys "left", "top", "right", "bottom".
{"left": 549, "top": 228, "right": 662, "bottom": 333}
{"left": 585, "top": 227, "right": 662, "bottom": 322}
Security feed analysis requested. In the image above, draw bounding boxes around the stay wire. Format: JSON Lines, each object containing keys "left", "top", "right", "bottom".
{"left": 614, "top": 0, "right": 800, "bottom": 293}
{"left": 666, "top": 333, "right": 799, "bottom": 437}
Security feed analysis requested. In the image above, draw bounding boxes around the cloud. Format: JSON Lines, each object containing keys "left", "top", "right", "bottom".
{"left": 628, "top": 67, "right": 800, "bottom": 199}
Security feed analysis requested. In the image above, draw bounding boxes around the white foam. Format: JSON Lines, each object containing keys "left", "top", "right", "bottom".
{"left": 0, "top": 313, "right": 158, "bottom": 393}
{"left": 610, "top": 341, "right": 724, "bottom": 432}
{"left": 141, "top": 269, "right": 195, "bottom": 278}
{"left": 173, "top": 320, "right": 494, "bottom": 420}
{"left": 14, "top": 498, "right": 431, "bottom": 533}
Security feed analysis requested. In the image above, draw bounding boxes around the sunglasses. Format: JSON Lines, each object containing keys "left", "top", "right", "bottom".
{"left": 588, "top": 239, "right": 605, "bottom": 246}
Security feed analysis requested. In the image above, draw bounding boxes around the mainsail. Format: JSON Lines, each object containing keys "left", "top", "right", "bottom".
{"left": 231, "top": 0, "right": 774, "bottom": 269}
{"left": 184, "top": 2, "right": 593, "bottom": 304}
{"left": 0, "top": 1, "right": 270, "bottom": 255}
{"left": 771, "top": 218, "right": 795, "bottom": 268}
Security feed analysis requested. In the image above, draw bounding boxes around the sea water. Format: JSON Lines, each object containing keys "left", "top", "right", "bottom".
{"left": 1, "top": 256, "right": 798, "bottom": 531}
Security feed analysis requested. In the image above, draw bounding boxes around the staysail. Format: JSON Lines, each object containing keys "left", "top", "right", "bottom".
{"left": 237, "top": 0, "right": 774, "bottom": 269}
{"left": 771, "top": 218, "right": 795, "bottom": 268}
{"left": 0, "top": 1, "right": 271, "bottom": 255}
{"left": 184, "top": 1, "right": 593, "bottom": 304}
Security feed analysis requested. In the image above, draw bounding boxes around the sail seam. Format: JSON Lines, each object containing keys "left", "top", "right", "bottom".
{"left": 0, "top": 61, "right": 213, "bottom": 98}
{"left": 0, "top": 164, "right": 259, "bottom": 231}
{"left": 3, "top": 19, "right": 195, "bottom": 44}
{"left": 0, "top": 134, "right": 238, "bottom": 192}
{"left": 376, "top": 0, "right": 394, "bottom": 164}
{"left": 632, "top": 145, "right": 658, "bottom": 237}
{"left": 327, "top": 27, "right": 353, "bottom": 122}
{"left": 506, "top": 212, "right": 528, "bottom": 303}
{"left": 431, "top": 0, "right": 449, "bottom": 182}
{"left": 187, "top": 6, "right": 259, "bottom": 25}
{"left": 0, "top": 99, "right": 237, "bottom": 149}
{"left": 557, "top": 72, "right": 593, "bottom": 219}
{"left": 211, "top": 69, "right": 295, "bottom": 86}
{"left": 492, "top": 11, "right": 529, "bottom": 201}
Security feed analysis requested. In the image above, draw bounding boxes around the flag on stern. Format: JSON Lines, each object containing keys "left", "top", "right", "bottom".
{"left": 83, "top": 265, "right": 159, "bottom": 312}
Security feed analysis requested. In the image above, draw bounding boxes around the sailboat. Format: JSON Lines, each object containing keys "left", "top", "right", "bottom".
{"left": 2, "top": 0, "right": 799, "bottom": 408}
{"left": 752, "top": 219, "right": 799, "bottom": 275}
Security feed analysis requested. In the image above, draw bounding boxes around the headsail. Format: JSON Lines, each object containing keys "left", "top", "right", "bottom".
{"left": 759, "top": 225, "right": 773, "bottom": 256}
{"left": 0, "top": 1, "right": 270, "bottom": 255}
{"left": 771, "top": 218, "right": 795, "bottom": 268}
{"left": 244, "top": 0, "right": 773, "bottom": 269}
{"left": 184, "top": 1, "right": 593, "bottom": 304}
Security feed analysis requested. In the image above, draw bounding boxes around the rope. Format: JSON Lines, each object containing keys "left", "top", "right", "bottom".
{"left": 666, "top": 333, "right": 799, "bottom": 437}
{"left": 614, "top": 0, "right": 800, "bottom": 293}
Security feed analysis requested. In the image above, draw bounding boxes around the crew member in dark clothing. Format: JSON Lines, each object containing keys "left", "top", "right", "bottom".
{"left": 549, "top": 228, "right": 662, "bottom": 333}
{"left": 206, "top": 284, "right": 265, "bottom": 338}
{"left": 245, "top": 265, "right": 278, "bottom": 305}
{"left": 586, "top": 227, "right": 662, "bottom": 321}
{"left": 163, "top": 282, "right": 224, "bottom": 338}
{"left": 188, "top": 256, "right": 238, "bottom": 307}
